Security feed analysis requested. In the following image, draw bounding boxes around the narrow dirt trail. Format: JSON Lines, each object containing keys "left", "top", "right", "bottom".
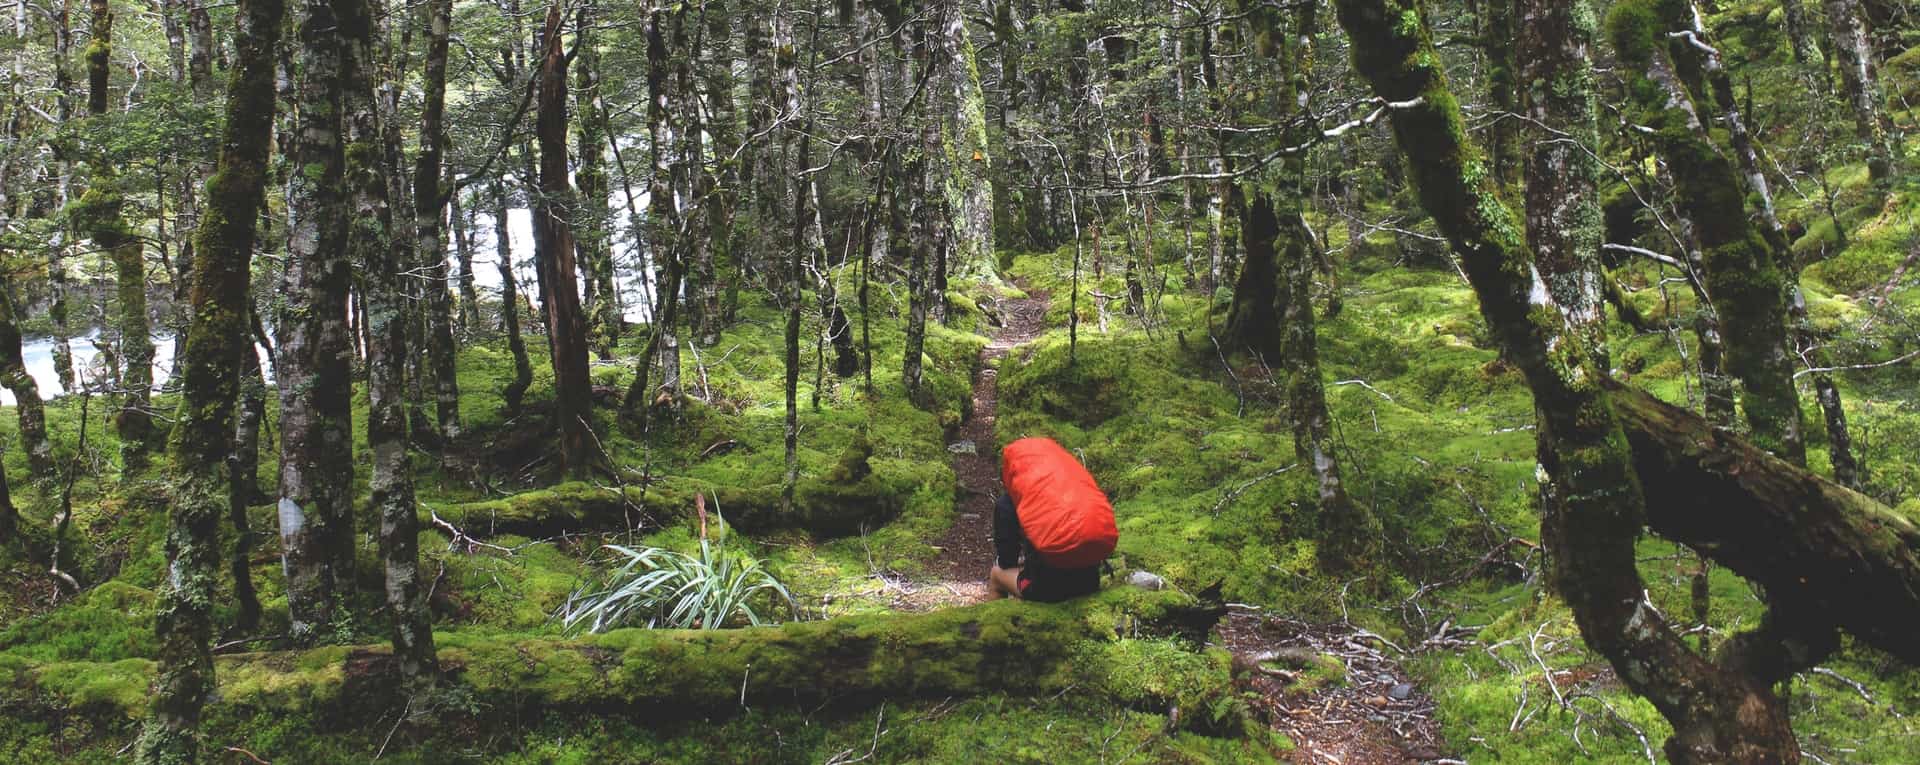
{"left": 899, "top": 283, "right": 1052, "bottom": 609}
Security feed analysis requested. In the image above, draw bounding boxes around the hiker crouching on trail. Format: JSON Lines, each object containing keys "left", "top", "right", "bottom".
{"left": 989, "top": 437, "right": 1119, "bottom": 602}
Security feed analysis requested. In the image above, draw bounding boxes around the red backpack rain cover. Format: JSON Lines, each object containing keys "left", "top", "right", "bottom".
{"left": 1002, "top": 437, "right": 1118, "bottom": 569}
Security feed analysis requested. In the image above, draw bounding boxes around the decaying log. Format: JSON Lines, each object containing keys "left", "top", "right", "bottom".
{"left": 1, "top": 588, "right": 1241, "bottom": 733}
{"left": 1611, "top": 383, "right": 1920, "bottom": 666}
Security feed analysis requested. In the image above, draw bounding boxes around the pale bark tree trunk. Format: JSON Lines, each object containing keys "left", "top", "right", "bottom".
{"left": 532, "top": 2, "right": 596, "bottom": 475}
{"left": 340, "top": 0, "right": 437, "bottom": 688}
{"left": 1518, "top": 0, "right": 1606, "bottom": 368}
{"left": 1825, "top": 0, "right": 1898, "bottom": 180}
{"left": 276, "top": 0, "right": 356, "bottom": 641}
{"left": 132, "top": 0, "right": 282, "bottom": 753}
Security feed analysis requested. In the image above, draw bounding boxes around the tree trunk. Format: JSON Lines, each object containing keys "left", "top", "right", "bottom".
{"left": 494, "top": 180, "right": 534, "bottom": 416}
{"left": 574, "top": 10, "right": 620, "bottom": 360}
{"left": 1610, "top": 2, "right": 1807, "bottom": 465}
{"left": 1612, "top": 384, "right": 1920, "bottom": 668}
{"left": 276, "top": 0, "right": 357, "bottom": 641}
{"left": 47, "top": 0, "right": 76, "bottom": 396}
{"left": 690, "top": 5, "right": 736, "bottom": 347}
{"left": 131, "top": 0, "right": 283, "bottom": 753}
{"left": 0, "top": 280, "right": 54, "bottom": 478}
{"left": 340, "top": 0, "right": 437, "bottom": 689}
{"left": 1518, "top": 0, "right": 1607, "bottom": 369}
{"left": 451, "top": 188, "right": 482, "bottom": 336}
{"left": 413, "top": 0, "right": 459, "bottom": 442}
{"left": 939, "top": 1, "right": 995, "bottom": 280}
{"left": 532, "top": 4, "right": 596, "bottom": 475}
{"left": 228, "top": 317, "right": 266, "bottom": 632}
{"left": 779, "top": 7, "right": 804, "bottom": 514}
{"left": 1824, "top": 0, "right": 1899, "bottom": 181}
{"left": 1224, "top": 196, "right": 1281, "bottom": 360}
{"left": 82, "top": 0, "right": 156, "bottom": 468}
{"left": 1334, "top": 2, "right": 1804, "bottom": 760}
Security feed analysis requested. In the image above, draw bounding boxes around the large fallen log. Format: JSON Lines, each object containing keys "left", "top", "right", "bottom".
{"left": 1611, "top": 383, "right": 1920, "bottom": 665}
{"left": 418, "top": 474, "right": 908, "bottom": 539}
{"left": 1, "top": 587, "right": 1244, "bottom": 734}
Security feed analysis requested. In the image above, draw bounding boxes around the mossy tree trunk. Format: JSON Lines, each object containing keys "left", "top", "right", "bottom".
{"left": 939, "top": 0, "right": 994, "bottom": 281}
{"left": 1333, "top": 2, "right": 1803, "bottom": 760}
{"left": 132, "top": 0, "right": 283, "bottom": 752}
{"left": 1518, "top": 0, "right": 1607, "bottom": 369}
{"left": 1823, "top": 0, "right": 1898, "bottom": 181}
{"left": 1481, "top": 0, "right": 1521, "bottom": 192}
{"left": 44, "top": 1, "right": 77, "bottom": 396}
{"left": 82, "top": 0, "right": 156, "bottom": 469}
{"left": 532, "top": 2, "right": 597, "bottom": 476}
{"left": 1608, "top": 0, "right": 1807, "bottom": 466}
{"left": 0, "top": 280, "right": 54, "bottom": 479}
{"left": 574, "top": 10, "right": 621, "bottom": 361}
{"left": 276, "top": 0, "right": 357, "bottom": 641}
{"left": 341, "top": 0, "right": 437, "bottom": 689}
{"left": 413, "top": 0, "right": 459, "bottom": 442}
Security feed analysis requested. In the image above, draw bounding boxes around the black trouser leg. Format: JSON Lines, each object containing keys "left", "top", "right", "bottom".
{"left": 993, "top": 493, "right": 1023, "bottom": 569}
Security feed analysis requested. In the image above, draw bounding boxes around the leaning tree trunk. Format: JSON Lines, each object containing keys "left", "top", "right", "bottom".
{"left": 131, "top": 0, "right": 283, "bottom": 754}
{"left": 413, "top": 0, "right": 460, "bottom": 442}
{"left": 81, "top": 0, "right": 156, "bottom": 468}
{"left": 275, "top": 0, "right": 357, "bottom": 641}
{"left": 0, "top": 280, "right": 54, "bottom": 479}
{"left": 1334, "top": 2, "right": 1804, "bottom": 761}
{"left": 340, "top": 0, "right": 437, "bottom": 689}
{"left": 532, "top": 2, "right": 596, "bottom": 476}
{"left": 1824, "top": 0, "right": 1898, "bottom": 181}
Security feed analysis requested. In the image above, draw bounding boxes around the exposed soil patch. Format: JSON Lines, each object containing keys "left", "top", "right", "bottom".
{"left": 907, "top": 284, "right": 1051, "bottom": 607}
{"left": 1217, "top": 608, "right": 1452, "bottom": 764}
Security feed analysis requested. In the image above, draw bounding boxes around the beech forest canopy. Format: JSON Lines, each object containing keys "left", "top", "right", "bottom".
{"left": 0, "top": 0, "right": 1918, "bottom": 762}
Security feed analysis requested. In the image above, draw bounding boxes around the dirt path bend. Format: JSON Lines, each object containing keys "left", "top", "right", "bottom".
{"left": 898, "top": 284, "right": 1051, "bottom": 610}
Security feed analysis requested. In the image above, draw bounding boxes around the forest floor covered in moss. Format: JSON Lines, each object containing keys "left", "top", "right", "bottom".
{"left": 3, "top": 184, "right": 1919, "bottom": 762}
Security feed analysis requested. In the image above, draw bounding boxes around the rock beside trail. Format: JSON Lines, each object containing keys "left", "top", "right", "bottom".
{"left": 1128, "top": 570, "right": 1168, "bottom": 591}
{"left": 946, "top": 440, "right": 977, "bottom": 455}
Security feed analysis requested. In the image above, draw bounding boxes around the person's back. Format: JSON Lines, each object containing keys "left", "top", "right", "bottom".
{"left": 989, "top": 438, "right": 1118, "bottom": 601}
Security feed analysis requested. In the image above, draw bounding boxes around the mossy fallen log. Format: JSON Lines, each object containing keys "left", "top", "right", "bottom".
{"left": 1, "top": 588, "right": 1247, "bottom": 736}
{"left": 421, "top": 474, "right": 906, "bottom": 539}
{"left": 1611, "top": 384, "right": 1920, "bottom": 665}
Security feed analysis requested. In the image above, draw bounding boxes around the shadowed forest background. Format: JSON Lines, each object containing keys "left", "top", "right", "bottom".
{"left": 1, "top": 0, "right": 1918, "bottom": 761}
